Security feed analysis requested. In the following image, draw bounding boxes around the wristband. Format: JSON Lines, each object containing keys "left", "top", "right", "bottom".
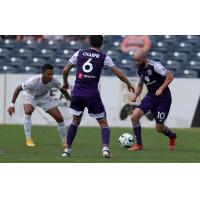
{"left": 10, "top": 103, "right": 15, "bottom": 108}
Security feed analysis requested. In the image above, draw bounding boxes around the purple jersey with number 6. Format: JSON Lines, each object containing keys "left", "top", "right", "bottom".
{"left": 68, "top": 48, "right": 115, "bottom": 97}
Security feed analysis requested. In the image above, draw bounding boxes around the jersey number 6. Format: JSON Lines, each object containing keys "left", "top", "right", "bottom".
{"left": 82, "top": 58, "right": 93, "bottom": 73}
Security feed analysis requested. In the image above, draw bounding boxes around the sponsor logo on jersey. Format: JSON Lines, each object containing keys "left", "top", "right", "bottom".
{"left": 147, "top": 70, "right": 152, "bottom": 76}
{"left": 144, "top": 76, "right": 150, "bottom": 82}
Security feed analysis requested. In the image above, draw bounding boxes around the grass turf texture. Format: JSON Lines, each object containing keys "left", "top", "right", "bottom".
{"left": 0, "top": 125, "right": 200, "bottom": 163}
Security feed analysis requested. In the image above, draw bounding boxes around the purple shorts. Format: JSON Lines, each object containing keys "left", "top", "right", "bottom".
{"left": 70, "top": 96, "right": 106, "bottom": 119}
{"left": 138, "top": 93, "right": 172, "bottom": 124}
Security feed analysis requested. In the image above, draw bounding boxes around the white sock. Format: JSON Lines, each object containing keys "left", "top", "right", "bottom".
{"left": 24, "top": 114, "right": 32, "bottom": 140}
{"left": 57, "top": 122, "right": 67, "bottom": 142}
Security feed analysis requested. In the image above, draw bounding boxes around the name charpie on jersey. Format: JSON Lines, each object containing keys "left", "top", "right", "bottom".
{"left": 68, "top": 48, "right": 115, "bottom": 97}
{"left": 137, "top": 59, "right": 170, "bottom": 95}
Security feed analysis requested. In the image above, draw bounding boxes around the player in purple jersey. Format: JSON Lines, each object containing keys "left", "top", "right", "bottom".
{"left": 62, "top": 35, "right": 135, "bottom": 158}
{"left": 128, "top": 50, "right": 177, "bottom": 151}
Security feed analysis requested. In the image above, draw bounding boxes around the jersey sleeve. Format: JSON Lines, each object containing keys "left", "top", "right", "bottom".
{"left": 53, "top": 78, "right": 62, "bottom": 89}
{"left": 104, "top": 55, "right": 116, "bottom": 69}
{"left": 68, "top": 51, "right": 79, "bottom": 65}
{"left": 154, "top": 62, "right": 168, "bottom": 77}
{"left": 22, "top": 77, "right": 35, "bottom": 90}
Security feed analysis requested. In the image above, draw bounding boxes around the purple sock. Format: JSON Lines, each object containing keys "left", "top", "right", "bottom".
{"left": 162, "top": 127, "right": 176, "bottom": 138}
{"left": 67, "top": 122, "right": 78, "bottom": 148}
{"left": 133, "top": 124, "right": 142, "bottom": 145}
{"left": 101, "top": 127, "right": 110, "bottom": 147}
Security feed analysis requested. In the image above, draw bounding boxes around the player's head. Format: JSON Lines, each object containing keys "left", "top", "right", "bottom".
{"left": 41, "top": 64, "right": 54, "bottom": 83}
{"left": 90, "top": 35, "right": 104, "bottom": 48}
{"left": 134, "top": 50, "right": 147, "bottom": 69}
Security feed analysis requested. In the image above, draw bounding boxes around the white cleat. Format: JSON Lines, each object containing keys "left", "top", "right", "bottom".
{"left": 62, "top": 148, "right": 71, "bottom": 157}
{"left": 102, "top": 147, "right": 112, "bottom": 158}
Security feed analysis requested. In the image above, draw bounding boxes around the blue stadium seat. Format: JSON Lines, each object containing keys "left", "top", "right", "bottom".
{"left": 21, "top": 39, "right": 40, "bottom": 51}
{"left": 1, "top": 39, "right": 16, "bottom": 50}
{"left": 56, "top": 49, "right": 74, "bottom": 59}
{"left": 188, "top": 60, "right": 200, "bottom": 68}
{"left": 8, "top": 57, "right": 24, "bottom": 67}
{"left": 163, "top": 35, "right": 178, "bottom": 45}
{"left": 167, "top": 52, "right": 188, "bottom": 63}
{"left": 42, "top": 40, "right": 61, "bottom": 51}
{"left": 175, "top": 42, "right": 193, "bottom": 53}
{"left": 28, "top": 57, "right": 46, "bottom": 68}
{"left": 53, "top": 57, "right": 67, "bottom": 68}
{"left": 0, "top": 65, "right": 16, "bottom": 73}
{"left": 0, "top": 48, "right": 10, "bottom": 59}
{"left": 36, "top": 49, "right": 54, "bottom": 60}
{"left": 190, "top": 52, "right": 200, "bottom": 61}
{"left": 152, "top": 41, "right": 168, "bottom": 52}
{"left": 176, "top": 69, "right": 199, "bottom": 78}
{"left": 12, "top": 48, "right": 32, "bottom": 60}
{"left": 69, "top": 41, "right": 82, "bottom": 51}
{"left": 181, "top": 35, "right": 200, "bottom": 46}
{"left": 106, "top": 50, "right": 120, "bottom": 62}
{"left": 119, "top": 59, "right": 135, "bottom": 70}
{"left": 149, "top": 51, "right": 165, "bottom": 62}
{"left": 22, "top": 66, "right": 39, "bottom": 74}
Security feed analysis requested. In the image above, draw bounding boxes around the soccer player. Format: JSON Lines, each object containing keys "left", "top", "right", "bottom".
{"left": 128, "top": 50, "right": 177, "bottom": 151}
{"left": 62, "top": 35, "right": 135, "bottom": 158}
{"left": 7, "top": 64, "right": 71, "bottom": 147}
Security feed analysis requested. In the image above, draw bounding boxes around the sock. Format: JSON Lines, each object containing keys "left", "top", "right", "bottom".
{"left": 162, "top": 127, "right": 176, "bottom": 138}
{"left": 133, "top": 123, "right": 142, "bottom": 145}
{"left": 57, "top": 122, "right": 67, "bottom": 143}
{"left": 101, "top": 127, "right": 110, "bottom": 147}
{"left": 67, "top": 122, "right": 79, "bottom": 148}
{"left": 24, "top": 114, "right": 32, "bottom": 140}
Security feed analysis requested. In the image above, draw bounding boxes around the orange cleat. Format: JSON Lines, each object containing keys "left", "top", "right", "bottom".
{"left": 168, "top": 135, "right": 177, "bottom": 150}
{"left": 128, "top": 144, "right": 143, "bottom": 151}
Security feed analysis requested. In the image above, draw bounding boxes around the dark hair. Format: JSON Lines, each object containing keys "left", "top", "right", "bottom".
{"left": 90, "top": 35, "right": 103, "bottom": 48}
{"left": 41, "top": 64, "right": 54, "bottom": 72}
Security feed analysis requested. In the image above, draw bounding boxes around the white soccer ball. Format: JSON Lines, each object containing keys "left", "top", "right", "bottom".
{"left": 119, "top": 133, "right": 134, "bottom": 148}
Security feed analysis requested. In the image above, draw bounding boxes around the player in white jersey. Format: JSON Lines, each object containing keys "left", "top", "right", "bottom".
{"left": 7, "top": 64, "right": 71, "bottom": 147}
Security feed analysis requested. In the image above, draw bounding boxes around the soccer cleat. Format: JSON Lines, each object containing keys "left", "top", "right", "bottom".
{"left": 62, "top": 148, "right": 71, "bottom": 157}
{"left": 102, "top": 147, "right": 112, "bottom": 158}
{"left": 128, "top": 144, "right": 143, "bottom": 151}
{"left": 168, "top": 134, "right": 177, "bottom": 150}
{"left": 26, "top": 139, "right": 35, "bottom": 147}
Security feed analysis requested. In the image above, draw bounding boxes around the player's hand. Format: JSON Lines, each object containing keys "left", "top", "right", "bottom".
{"left": 131, "top": 95, "right": 137, "bottom": 102}
{"left": 7, "top": 107, "right": 15, "bottom": 116}
{"left": 155, "top": 88, "right": 163, "bottom": 96}
{"left": 62, "top": 83, "right": 69, "bottom": 90}
{"left": 127, "top": 85, "right": 135, "bottom": 93}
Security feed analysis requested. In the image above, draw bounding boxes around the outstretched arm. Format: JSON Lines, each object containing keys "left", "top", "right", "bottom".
{"left": 7, "top": 85, "right": 23, "bottom": 116}
{"left": 111, "top": 67, "right": 135, "bottom": 93}
{"left": 59, "top": 87, "right": 71, "bottom": 101}
{"left": 155, "top": 71, "right": 174, "bottom": 96}
{"left": 63, "top": 64, "right": 75, "bottom": 89}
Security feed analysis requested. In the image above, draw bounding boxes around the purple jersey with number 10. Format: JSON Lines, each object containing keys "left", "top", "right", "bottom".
{"left": 68, "top": 48, "right": 115, "bottom": 97}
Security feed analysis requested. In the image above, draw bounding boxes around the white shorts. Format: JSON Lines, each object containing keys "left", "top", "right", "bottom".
{"left": 23, "top": 94, "right": 58, "bottom": 112}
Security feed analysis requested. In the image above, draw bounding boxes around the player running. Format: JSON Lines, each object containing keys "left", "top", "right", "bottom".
{"left": 7, "top": 64, "right": 71, "bottom": 147}
{"left": 129, "top": 50, "right": 177, "bottom": 151}
{"left": 62, "top": 35, "right": 135, "bottom": 158}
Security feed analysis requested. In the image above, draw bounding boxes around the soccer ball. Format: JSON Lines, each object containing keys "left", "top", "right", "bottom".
{"left": 119, "top": 133, "right": 134, "bottom": 148}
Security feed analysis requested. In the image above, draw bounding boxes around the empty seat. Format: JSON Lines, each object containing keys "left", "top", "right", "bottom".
{"left": 21, "top": 39, "right": 40, "bottom": 51}
{"left": 149, "top": 51, "right": 165, "bottom": 62}
{"left": 0, "top": 48, "right": 10, "bottom": 59}
{"left": 28, "top": 57, "right": 46, "bottom": 68}
{"left": 36, "top": 49, "right": 54, "bottom": 60}
{"left": 56, "top": 49, "right": 74, "bottom": 59}
{"left": 53, "top": 57, "right": 67, "bottom": 68}
{"left": 13, "top": 48, "right": 32, "bottom": 59}
{"left": 8, "top": 57, "right": 24, "bottom": 67}
{"left": 175, "top": 42, "right": 193, "bottom": 53}
{"left": 0, "top": 65, "right": 16, "bottom": 73}
{"left": 22, "top": 66, "right": 39, "bottom": 74}
{"left": 42, "top": 40, "right": 61, "bottom": 51}
{"left": 106, "top": 50, "right": 120, "bottom": 62}
{"left": 1, "top": 39, "right": 16, "bottom": 50}
{"left": 176, "top": 69, "right": 199, "bottom": 78}
{"left": 167, "top": 52, "right": 188, "bottom": 63}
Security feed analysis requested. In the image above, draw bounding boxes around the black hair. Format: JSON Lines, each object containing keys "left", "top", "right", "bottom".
{"left": 90, "top": 35, "right": 103, "bottom": 48}
{"left": 41, "top": 64, "right": 54, "bottom": 72}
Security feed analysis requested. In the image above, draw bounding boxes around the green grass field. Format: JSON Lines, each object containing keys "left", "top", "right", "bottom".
{"left": 0, "top": 125, "right": 200, "bottom": 163}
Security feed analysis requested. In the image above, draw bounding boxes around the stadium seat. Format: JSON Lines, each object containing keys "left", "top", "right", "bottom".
{"left": 36, "top": 49, "right": 54, "bottom": 60}
{"left": 167, "top": 52, "right": 188, "bottom": 63}
{"left": 22, "top": 66, "right": 39, "bottom": 74}
{"left": 175, "top": 42, "right": 193, "bottom": 53}
{"left": 163, "top": 35, "right": 178, "bottom": 45}
{"left": 56, "top": 49, "right": 74, "bottom": 59}
{"left": 191, "top": 52, "right": 200, "bottom": 61}
{"left": 21, "top": 39, "right": 40, "bottom": 51}
{"left": 152, "top": 41, "right": 168, "bottom": 52}
{"left": 8, "top": 57, "right": 24, "bottom": 67}
{"left": 176, "top": 69, "right": 199, "bottom": 78}
{"left": 119, "top": 59, "right": 135, "bottom": 71}
{"left": 149, "top": 51, "right": 165, "bottom": 62}
{"left": 28, "top": 57, "right": 46, "bottom": 68}
{"left": 0, "top": 65, "right": 16, "bottom": 73}
{"left": 69, "top": 41, "right": 82, "bottom": 51}
{"left": 182, "top": 35, "right": 200, "bottom": 46}
{"left": 12, "top": 48, "right": 32, "bottom": 60}
{"left": 53, "top": 57, "right": 67, "bottom": 68}
{"left": 1, "top": 39, "right": 16, "bottom": 50}
{"left": 0, "top": 48, "right": 10, "bottom": 60}
{"left": 42, "top": 40, "right": 61, "bottom": 51}
{"left": 106, "top": 50, "right": 120, "bottom": 62}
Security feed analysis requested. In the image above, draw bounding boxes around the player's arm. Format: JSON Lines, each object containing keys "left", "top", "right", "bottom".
{"left": 7, "top": 85, "right": 23, "bottom": 116}
{"left": 59, "top": 87, "right": 71, "bottom": 101}
{"left": 63, "top": 63, "right": 75, "bottom": 89}
{"left": 63, "top": 51, "right": 79, "bottom": 89}
{"left": 132, "top": 79, "right": 144, "bottom": 102}
{"left": 112, "top": 67, "right": 135, "bottom": 93}
{"left": 154, "top": 63, "right": 174, "bottom": 96}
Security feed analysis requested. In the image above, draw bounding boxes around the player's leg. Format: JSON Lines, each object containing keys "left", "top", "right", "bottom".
{"left": 46, "top": 106, "right": 67, "bottom": 146}
{"left": 62, "top": 96, "right": 85, "bottom": 157}
{"left": 87, "top": 97, "right": 111, "bottom": 158}
{"left": 154, "top": 98, "right": 177, "bottom": 150}
{"left": 128, "top": 108, "right": 144, "bottom": 150}
{"left": 62, "top": 115, "right": 82, "bottom": 157}
{"left": 128, "top": 96, "right": 153, "bottom": 151}
{"left": 23, "top": 104, "right": 35, "bottom": 147}
{"left": 97, "top": 117, "right": 112, "bottom": 158}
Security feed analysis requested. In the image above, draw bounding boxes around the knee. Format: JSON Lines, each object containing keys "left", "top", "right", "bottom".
{"left": 156, "top": 125, "right": 165, "bottom": 133}
{"left": 24, "top": 108, "right": 33, "bottom": 115}
{"left": 131, "top": 113, "right": 140, "bottom": 124}
{"left": 56, "top": 116, "right": 64, "bottom": 123}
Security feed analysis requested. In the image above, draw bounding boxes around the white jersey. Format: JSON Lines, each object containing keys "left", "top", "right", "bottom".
{"left": 22, "top": 75, "right": 61, "bottom": 99}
